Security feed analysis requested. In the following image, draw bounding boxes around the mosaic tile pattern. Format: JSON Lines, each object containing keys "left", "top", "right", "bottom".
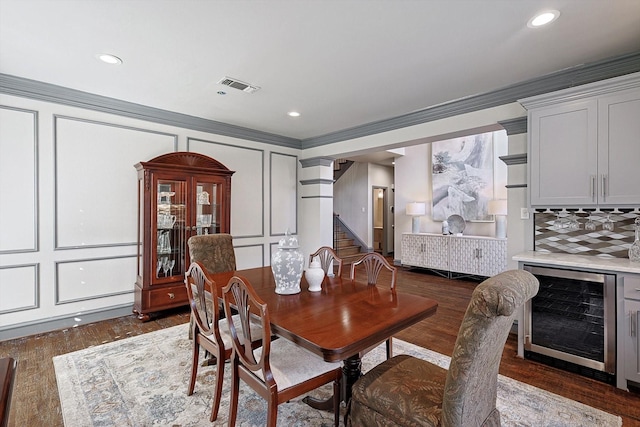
{"left": 534, "top": 209, "right": 640, "bottom": 259}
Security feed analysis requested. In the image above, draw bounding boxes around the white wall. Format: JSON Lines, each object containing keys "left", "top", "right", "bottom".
{"left": 0, "top": 94, "right": 301, "bottom": 338}
{"left": 393, "top": 130, "right": 510, "bottom": 263}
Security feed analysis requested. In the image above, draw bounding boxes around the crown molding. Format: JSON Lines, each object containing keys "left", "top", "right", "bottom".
{"left": 498, "top": 117, "right": 528, "bottom": 135}
{"left": 2, "top": 52, "right": 639, "bottom": 150}
{"left": 0, "top": 74, "right": 301, "bottom": 149}
{"left": 302, "top": 52, "right": 640, "bottom": 147}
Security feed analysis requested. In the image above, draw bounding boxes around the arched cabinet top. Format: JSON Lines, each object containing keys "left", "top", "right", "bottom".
{"left": 135, "top": 151, "right": 235, "bottom": 176}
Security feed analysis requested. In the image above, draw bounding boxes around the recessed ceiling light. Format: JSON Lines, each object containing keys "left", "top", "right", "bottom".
{"left": 528, "top": 10, "right": 560, "bottom": 28}
{"left": 97, "top": 53, "right": 123, "bottom": 64}
{"left": 288, "top": 111, "right": 301, "bottom": 117}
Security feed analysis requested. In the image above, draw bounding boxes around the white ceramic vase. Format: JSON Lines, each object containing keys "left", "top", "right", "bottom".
{"left": 305, "top": 259, "right": 325, "bottom": 292}
{"left": 271, "top": 230, "right": 304, "bottom": 294}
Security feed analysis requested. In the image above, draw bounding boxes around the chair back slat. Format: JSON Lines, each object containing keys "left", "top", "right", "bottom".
{"left": 185, "top": 261, "right": 219, "bottom": 336}
{"left": 223, "top": 276, "right": 272, "bottom": 375}
{"left": 309, "top": 246, "right": 343, "bottom": 277}
{"left": 350, "top": 252, "right": 397, "bottom": 289}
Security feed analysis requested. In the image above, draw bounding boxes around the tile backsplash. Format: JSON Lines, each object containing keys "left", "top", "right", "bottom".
{"left": 534, "top": 209, "right": 640, "bottom": 258}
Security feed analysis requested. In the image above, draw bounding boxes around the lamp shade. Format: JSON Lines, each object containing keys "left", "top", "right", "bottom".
{"left": 488, "top": 199, "right": 508, "bottom": 216}
{"left": 406, "top": 202, "right": 426, "bottom": 216}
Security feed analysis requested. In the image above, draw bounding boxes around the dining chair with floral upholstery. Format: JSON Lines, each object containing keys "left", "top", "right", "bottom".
{"left": 186, "top": 233, "right": 236, "bottom": 340}
{"left": 347, "top": 269, "right": 539, "bottom": 427}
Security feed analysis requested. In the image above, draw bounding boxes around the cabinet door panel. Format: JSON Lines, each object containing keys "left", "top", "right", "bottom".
{"left": 424, "top": 235, "right": 449, "bottom": 271}
{"left": 529, "top": 100, "right": 598, "bottom": 206}
{"left": 401, "top": 234, "right": 425, "bottom": 267}
{"left": 625, "top": 299, "right": 640, "bottom": 383}
{"left": 598, "top": 89, "right": 640, "bottom": 205}
{"left": 477, "top": 239, "right": 506, "bottom": 277}
{"left": 449, "top": 238, "right": 478, "bottom": 275}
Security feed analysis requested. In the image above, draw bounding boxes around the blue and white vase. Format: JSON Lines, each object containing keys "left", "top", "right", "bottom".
{"left": 272, "top": 230, "right": 304, "bottom": 294}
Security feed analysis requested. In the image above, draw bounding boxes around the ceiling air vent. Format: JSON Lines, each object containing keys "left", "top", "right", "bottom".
{"left": 217, "top": 77, "right": 260, "bottom": 93}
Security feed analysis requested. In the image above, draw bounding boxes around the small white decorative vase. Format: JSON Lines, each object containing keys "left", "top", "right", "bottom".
{"left": 271, "top": 230, "right": 304, "bottom": 295}
{"left": 305, "top": 259, "right": 325, "bottom": 292}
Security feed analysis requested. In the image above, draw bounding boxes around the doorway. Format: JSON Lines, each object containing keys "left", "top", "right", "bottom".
{"left": 372, "top": 187, "right": 387, "bottom": 254}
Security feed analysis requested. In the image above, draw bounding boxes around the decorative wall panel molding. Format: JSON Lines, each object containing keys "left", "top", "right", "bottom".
{"left": 0, "top": 106, "right": 38, "bottom": 253}
{"left": 188, "top": 138, "right": 265, "bottom": 238}
{"left": 0, "top": 263, "right": 39, "bottom": 314}
{"left": 270, "top": 152, "right": 298, "bottom": 236}
{"left": 54, "top": 116, "right": 177, "bottom": 249}
{"left": 55, "top": 256, "right": 135, "bottom": 304}
{"left": 234, "top": 244, "right": 265, "bottom": 270}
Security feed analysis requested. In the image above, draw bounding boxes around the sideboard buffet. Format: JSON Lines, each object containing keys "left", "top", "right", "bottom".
{"left": 401, "top": 233, "right": 507, "bottom": 278}
{"left": 133, "top": 152, "right": 233, "bottom": 321}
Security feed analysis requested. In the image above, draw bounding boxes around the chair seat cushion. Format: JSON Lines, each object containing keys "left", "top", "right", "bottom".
{"left": 350, "top": 354, "right": 446, "bottom": 427}
{"left": 254, "top": 339, "right": 342, "bottom": 390}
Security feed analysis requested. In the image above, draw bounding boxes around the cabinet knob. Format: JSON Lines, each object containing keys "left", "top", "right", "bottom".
{"left": 168, "top": 292, "right": 175, "bottom": 299}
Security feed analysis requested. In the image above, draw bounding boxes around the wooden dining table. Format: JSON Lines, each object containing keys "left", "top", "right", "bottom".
{"left": 208, "top": 266, "right": 438, "bottom": 404}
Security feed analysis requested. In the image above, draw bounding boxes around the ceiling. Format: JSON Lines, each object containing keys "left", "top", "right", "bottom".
{"left": 1, "top": 0, "right": 639, "bottom": 157}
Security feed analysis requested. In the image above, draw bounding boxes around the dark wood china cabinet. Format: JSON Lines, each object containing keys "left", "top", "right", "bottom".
{"left": 133, "top": 152, "right": 233, "bottom": 321}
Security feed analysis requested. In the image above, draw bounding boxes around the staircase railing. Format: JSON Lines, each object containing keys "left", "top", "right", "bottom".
{"left": 333, "top": 213, "right": 369, "bottom": 254}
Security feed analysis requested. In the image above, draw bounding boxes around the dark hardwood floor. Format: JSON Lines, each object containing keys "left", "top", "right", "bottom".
{"left": 1, "top": 266, "right": 639, "bottom": 426}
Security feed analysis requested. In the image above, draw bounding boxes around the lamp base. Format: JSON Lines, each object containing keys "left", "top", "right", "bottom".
{"left": 412, "top": 216, "right": 421, "bottom": 234}
{"left": 495, "top": 215, "right": 507, "bottom": 238}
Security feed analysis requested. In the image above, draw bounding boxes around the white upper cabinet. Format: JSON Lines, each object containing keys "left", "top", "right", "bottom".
{"left": 522, "top": 72, "right": 640, "bottom": 207}
{"left": 597, "top": 89, "right": 640, "bottom": 206}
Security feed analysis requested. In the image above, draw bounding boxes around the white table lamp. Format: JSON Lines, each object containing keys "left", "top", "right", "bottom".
{"left": 488, "top": 199, "right": 508, "bottom": 238}
{"left": 406, "top": 202, "right": 426, "bottom": 234}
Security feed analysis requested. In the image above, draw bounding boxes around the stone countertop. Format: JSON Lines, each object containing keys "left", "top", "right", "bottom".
{"left": 513, "top": 251, "right": 640, "bottom": 274}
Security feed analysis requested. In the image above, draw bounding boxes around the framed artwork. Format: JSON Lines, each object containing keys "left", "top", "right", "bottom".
{"left": 431, "top": 132, "right": 494, "bottom": 222}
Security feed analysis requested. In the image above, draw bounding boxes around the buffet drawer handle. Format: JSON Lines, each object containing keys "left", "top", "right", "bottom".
{"left": 632, "top": 310, "right": 637, "bottom": 337}
{"left": 168, "top": 292, "right": 175, "bottom": 299}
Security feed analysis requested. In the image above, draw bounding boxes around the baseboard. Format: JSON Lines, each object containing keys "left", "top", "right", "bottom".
{"left": 0, "top": 304, "right": 134, "bottom": 341}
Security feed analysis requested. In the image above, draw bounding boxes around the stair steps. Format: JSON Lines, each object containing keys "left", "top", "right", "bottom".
{"left": 334, "top": 230, "right": 364, "bottom": 265}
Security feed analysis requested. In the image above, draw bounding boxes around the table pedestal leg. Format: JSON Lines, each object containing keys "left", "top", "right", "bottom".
{"left": 302, "top": 354, "right": 363, "bottom": 411}
{"left": 342, "top": 354, "right": 362, "bottom": 403}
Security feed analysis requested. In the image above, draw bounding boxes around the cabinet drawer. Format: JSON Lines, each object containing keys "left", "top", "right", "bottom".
{"left": 624, "top": 276, "right": 640, "bottom": 300}
{"left": 148, "top": 285, "right": 188, "bottom": 308}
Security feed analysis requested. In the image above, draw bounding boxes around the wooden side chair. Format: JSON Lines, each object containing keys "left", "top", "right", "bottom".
{"left": 222, "top": 275, "right": 343, "bottom": 427}
{"left": 350, "top": 252, "right": 397, "bottom": 359}
{"left": 309, "top": 246, "right": 343, "bottom": 277}
{"left": 347, "top": 270, "right": 540, "bottom": 427}
{"left": 184, "top": 261, "right": 231, "bottom": 421}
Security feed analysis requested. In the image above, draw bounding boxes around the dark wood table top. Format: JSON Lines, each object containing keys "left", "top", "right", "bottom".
{"left": 209, "top": 266, "right": 438, "bottom": 363}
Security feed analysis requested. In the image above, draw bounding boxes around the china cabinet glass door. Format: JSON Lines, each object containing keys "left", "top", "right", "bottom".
{"left": 156, "top": 179, "right": 187, "bottom": 282}
{"left": 194, "top": 180, "right": 220, "bottom": 236}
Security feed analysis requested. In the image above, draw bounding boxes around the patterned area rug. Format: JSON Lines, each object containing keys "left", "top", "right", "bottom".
{"left": 53, "top": 323, "right": 621, "bottom": 426}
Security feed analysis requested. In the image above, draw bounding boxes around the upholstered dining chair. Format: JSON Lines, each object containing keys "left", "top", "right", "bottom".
{"left": 222, "top": 275, "right": 343, "bottom": 427}
{"left": 309, "top": 246, "right": 344, "bottom": 277}
{"left": 350, "top": 252, "right": 397, "bottom": 359}
{"left": 187, "top": 234, "right": 237, "bottom": 340}
{"left": 347, "top": 269, "right": 540, "bottom": 427}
